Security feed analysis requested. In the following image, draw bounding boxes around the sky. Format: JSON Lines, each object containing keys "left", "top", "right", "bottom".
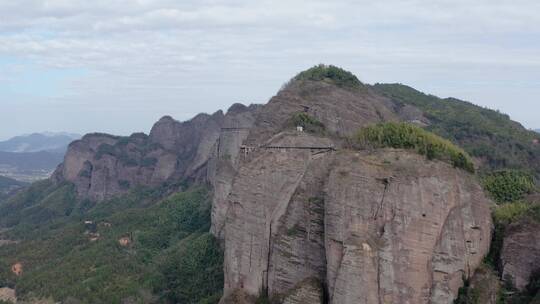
{"left": 0, "top": 0, "right": 539, "bottom": 140}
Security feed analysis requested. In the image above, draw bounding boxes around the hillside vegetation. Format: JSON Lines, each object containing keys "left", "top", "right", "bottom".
{"left": 0, "top": 186, "right": 223, "bottom": 304}
{"left": 0, "top": 176, "right": 25, "bottom": 190}
{"left": 0, "top": 176, "right": 26, "bottom": 202}
{"left": 373, "top": 84, "right": 540, "bottom": 178}
{"left": 289, "top": 113, "right": 326, "bottom": 134}
{"left": 354, "top": 122, "right": 475, "bottom": 172}
{"left": 0, "top": 179, "right": 78, "bottom": 228}
{"left": 482, "top": 200, "right": 540, "bottom": 304}
{"left": 479, "top": 169, "right": 540, "bottom": 304}
{"left": 483, "top": 170, "right": 536, "bottom": 203}
{"left": 289, "top": 64, "right": 363, "bottom": 88}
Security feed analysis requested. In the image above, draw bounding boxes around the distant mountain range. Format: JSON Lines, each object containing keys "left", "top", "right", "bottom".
{"left": 0, "top": 151, "right": 65, "bottom": 171}
{"left": 0, "top": 132, "right": 80, "bottom": 153}
{"left": 535, "top": 129, "right": 540, "bottom": 133}
{"left": 0, "top": 132, "right": 79, "bottom": 182}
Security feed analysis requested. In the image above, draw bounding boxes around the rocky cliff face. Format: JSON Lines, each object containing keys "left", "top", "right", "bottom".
{"left": 501, "top": 217, "right": 540, "bottom": 290}
{"left": 325, "top": 151, "right": 491, "bottom": 304}
{"left": 244, "top": 80, "right": 401, "bottom": 146}
{"left": 213, "top": 78, "right": 492, "bottom": 303}
{"left": 54, "top": 132, "right": 175, "bottom": 201}
{"left": 211, "top": 80, "right": 428, "bottom": 238}
{"left": 219, "top": 139, "right": 492, "bottom": 304}
{"left": 54, "top": 104, "right": 259, "bottom": 201}
{"left": 210, "top": 103, "right": 260, "bottom": 238}
{"left": 50, "top": 67, "right": 494, "bottom": 303}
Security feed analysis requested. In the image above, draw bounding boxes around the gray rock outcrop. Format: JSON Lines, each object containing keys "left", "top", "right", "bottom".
{"left": 219, "top": 140, "right": 492, "bottom": 304}
{"left": 54, "top": 105, "right": 259, "bottom": 201}
{"left": 501, "top": 217, "right": 540, "bottom": 290}
{"left": 212, "top": 79, "right": 492, "bottom": 304}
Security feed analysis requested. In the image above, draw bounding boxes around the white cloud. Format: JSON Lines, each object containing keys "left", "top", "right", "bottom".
{"left": 0, "top": 0, "right": 539, "bottom": 139}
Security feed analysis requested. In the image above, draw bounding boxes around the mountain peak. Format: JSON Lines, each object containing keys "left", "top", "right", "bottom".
{"left": 289, "top": 64, "right": 363, "bottom": 88}
{"left": 157, "top": 115, "right": 176, "bottom": 123}
{"left": 0, "top": 132, "right": 80, "bottom": 153}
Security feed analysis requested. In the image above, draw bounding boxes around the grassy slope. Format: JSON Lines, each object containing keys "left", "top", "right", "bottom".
{"left": 372, "top": 83, "right": 540, "bottom": 178}
{"left": 291, "top": 64, "right": 363, "bottom": 89}
{"left": 354, "top": 122, "right": 475, "bottom": 172}
{"left": 0, "top": 185, "right": 223, "bottom": 304}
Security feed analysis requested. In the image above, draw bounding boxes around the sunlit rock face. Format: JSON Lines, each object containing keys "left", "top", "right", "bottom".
{"left": 54, "top": 105, "right": 259, "bottom": 201}
{"left": 219, "top": 145, "right": 492, "bottom": 304}
{"left": 214, "top": 79, "right": 491, "bottom": 304}
{"left": 501, "top": 217, "right": 540, "bottom": 291}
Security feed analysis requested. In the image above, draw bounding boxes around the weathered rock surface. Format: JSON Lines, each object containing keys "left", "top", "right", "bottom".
{"left": 245, "top": 80, "right": 400, "bottom": 146}
{"left": 54, "top": 105, "right": 259, "bottom": 201}
{"left": 221, "top": 133, "right": 334, "bottom": 298}
{"left": 212, "top": 79, "right": 493, "bottom": 304}
{"left": 54, "top": 132, "right": 178, "bottom": 201}
{"left": 220, "top": 146, "right": 492, "bottom": 304}
{"left": 0, "top": 287, "right": 16, "bottom": 303}
{"left": 210, "top": 104, "right": 260, "bottom": 238}
{"left": 326, "top": 151, "right": 491, "bottom": 304}
{"left": 281, "top": 278, "right": 324, "bottom": 304}
{"left": 148, "top": 111, "right": 224, "bottom": 180}
{"left": 468, "top": 265, "right": 501, "bottom": 304}
{"left": 501, "top": 217, "right": 540, "bottom": 290}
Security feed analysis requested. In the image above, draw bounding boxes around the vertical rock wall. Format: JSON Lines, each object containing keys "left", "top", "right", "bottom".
{"left": 220, "top": 147, "right": 492, "bottom": 304}
{"left": 501, "top": 218, "right": 540, "bottom": 290}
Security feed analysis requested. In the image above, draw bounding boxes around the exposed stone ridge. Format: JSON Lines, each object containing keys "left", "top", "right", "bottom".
{"left": 245, "top": 80, "right": 402, "bottom": 146}
{"left": 54, "top": 130, "right": 179, "bottom": 201}
{"left": 501, "top": 216, "right": 540, "bottom": 290}
{"left": 218, "top": 133, "right": 492, "bottom": 304}
{"left": 200, "top": 79, "right": 490, "bottom": 304}
{"left": 210, "top": 104, "right": 260, "bottom": 237}
{"left": 208, "top": 80, "right": 424, "bottom": 239}
{"left": 54, "top": 104, "right": 259, "bottom": 201}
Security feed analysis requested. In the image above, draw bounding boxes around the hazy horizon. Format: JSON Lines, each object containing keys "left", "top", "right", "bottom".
{"left": 1, "top": 0, "right": 539, "bottom": 140}
{"left": 0, "top": 80, "right": 538, "bottom": 142}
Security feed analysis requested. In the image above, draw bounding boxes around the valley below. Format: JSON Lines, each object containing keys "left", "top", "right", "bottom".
{"left": 0, "top": 166, "right": 54, "bottom": 183}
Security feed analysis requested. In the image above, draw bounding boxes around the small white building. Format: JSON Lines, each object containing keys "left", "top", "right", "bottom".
{"left": 296, "top": 126, "right": 304, "bottom": 132}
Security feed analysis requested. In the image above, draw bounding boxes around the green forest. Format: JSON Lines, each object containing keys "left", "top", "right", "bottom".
{"left": 354, "top": 122, "right": 475, "bottom": 172}
{"left": 373, "top": 83, "right": 540, "bottom": 177}
{"left": 0, "top": 186, "right": 223, "bottom": 304}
